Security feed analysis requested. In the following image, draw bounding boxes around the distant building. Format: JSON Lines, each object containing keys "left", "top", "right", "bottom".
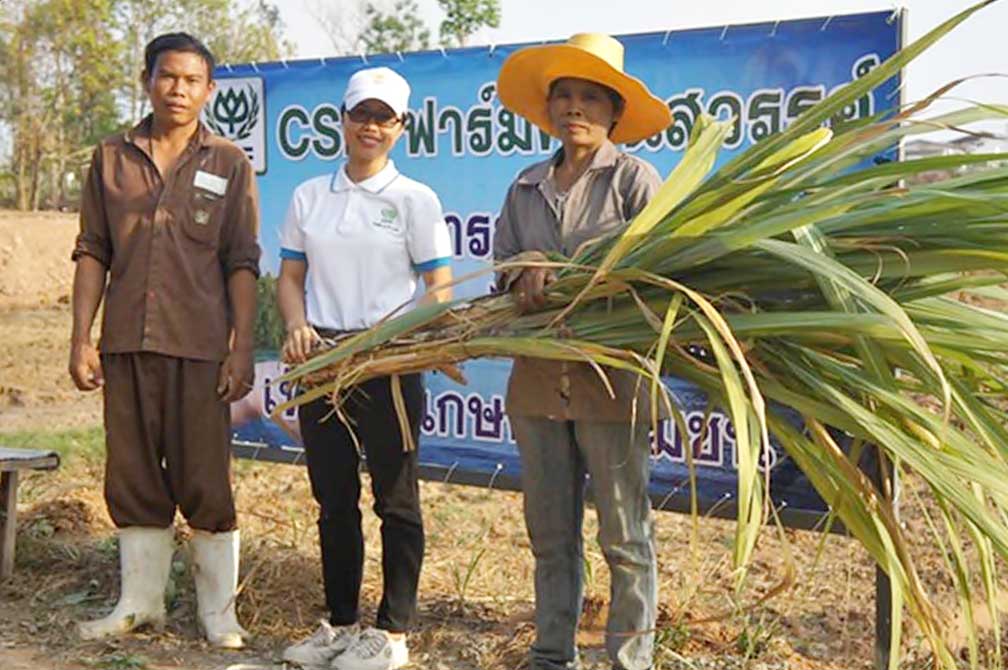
{"left": 904, "top": 125, "right": 1008, "bottom": 183}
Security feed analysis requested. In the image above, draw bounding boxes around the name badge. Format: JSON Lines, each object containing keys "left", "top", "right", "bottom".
{"left": 194, "top": 170, "right": 227, "bottom": 196}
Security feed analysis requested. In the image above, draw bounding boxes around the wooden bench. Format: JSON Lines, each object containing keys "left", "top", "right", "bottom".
{"left": 0, "top": 447, "right": 60, "bottom": 579}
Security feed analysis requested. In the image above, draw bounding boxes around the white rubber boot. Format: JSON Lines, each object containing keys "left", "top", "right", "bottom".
{"left": 78, "top": 526, "right": 174, "bottom": 640}
{"left": 190, "top": 529, "right": 249, "bottom": 649}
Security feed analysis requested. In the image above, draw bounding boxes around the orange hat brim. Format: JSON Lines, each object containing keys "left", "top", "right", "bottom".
{"left": 496, "top": 43, "right": 672, "bottom": 145}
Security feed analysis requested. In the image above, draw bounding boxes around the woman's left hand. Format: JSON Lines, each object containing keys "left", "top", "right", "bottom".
{"left": 282, "top": 323, "right": 321, "bottom": 364}
{"left": 512, "top": 267, "right": 556, "bottom": 313}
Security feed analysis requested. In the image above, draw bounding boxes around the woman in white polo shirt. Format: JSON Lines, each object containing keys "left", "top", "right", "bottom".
{"left": 277, "top": 67, "right": 452, "bottom": 670}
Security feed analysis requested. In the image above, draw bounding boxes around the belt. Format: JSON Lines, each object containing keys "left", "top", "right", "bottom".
{"left": 312, "top": 326, "right": 363, "bottom": 347}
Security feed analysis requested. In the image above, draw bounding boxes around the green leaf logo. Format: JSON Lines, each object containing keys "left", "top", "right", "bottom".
{"left": 205, "top": 84, "right": 261, "bottom": 141}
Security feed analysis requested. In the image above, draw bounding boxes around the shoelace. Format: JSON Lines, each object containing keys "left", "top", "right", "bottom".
{"left": 352, "top": 630, "right": 388, "bottom": 659}
{"left": 306, "top": 621, "right": 336, "bottom": 647}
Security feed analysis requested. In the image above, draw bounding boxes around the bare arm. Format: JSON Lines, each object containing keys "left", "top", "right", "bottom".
{"left": 229, "top": 268, "right": 257, "bottom": 352}
{"left": 277, "top": 258, "right": 318, "bottom": 363}
{"left": 218, "top": 268, "right": 257, "bottom": 402}
{"left": 420, "top": 265, "right": 452, "bottom": 305}
{"left": 68, "top": 255, "right": 108, "bottom": 391}
{"left": 69, "top": 147, "right": 111, "bottom": 391}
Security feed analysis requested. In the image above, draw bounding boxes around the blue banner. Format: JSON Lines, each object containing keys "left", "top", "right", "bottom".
{"left": 217, "top": 11, "right": 903, "bottom": 526}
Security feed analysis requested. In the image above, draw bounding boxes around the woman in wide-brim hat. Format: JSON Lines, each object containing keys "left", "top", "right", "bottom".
{"left": 492, "top": 33, "right": 671, "bottom": 670}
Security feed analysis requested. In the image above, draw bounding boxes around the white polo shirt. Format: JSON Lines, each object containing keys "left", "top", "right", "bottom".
{"left": 280, "top": 160, "right": 452, "bottom": 330}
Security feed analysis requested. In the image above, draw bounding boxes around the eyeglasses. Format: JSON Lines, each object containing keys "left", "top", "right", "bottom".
{"left": 344, "top": 106, "right": 402, "bottom": 128}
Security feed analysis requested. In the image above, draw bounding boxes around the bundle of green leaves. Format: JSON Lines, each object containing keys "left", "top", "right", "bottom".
{"left": 281, "top": 2, "right": 1008, "bottom": 665}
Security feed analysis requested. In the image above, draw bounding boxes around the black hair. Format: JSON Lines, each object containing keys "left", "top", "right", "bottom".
{"left": 547, "top": 78, "right": 626, "bottom": 117}
{"left": 143, "top": 32, "right": 216, "bottom": 80}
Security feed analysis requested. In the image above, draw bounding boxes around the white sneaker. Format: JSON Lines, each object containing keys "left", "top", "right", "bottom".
{"left": 331, "top": 628, "right": 408, "bottom": 670}
{"left": 282, "top": 620, "right": 361, "bottom": 667}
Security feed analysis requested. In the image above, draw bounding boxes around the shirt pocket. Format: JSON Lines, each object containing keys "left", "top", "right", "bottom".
{"left": 566, "top": 210, "right": 625, "bottom": 257}
{"left": 182, "top": 191, "right": 226, "bottom": 247}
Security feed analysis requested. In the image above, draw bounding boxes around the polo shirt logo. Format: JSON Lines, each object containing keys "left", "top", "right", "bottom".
{"left": 372, "top": 206, "right": 402, "bottom": 233}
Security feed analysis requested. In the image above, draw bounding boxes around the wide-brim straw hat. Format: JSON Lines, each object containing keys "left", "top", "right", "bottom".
{"left": 496, "top": 33, "right": 672, "bottom": 145}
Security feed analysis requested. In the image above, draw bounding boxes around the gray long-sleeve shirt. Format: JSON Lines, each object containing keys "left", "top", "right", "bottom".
{"left": 493, "top": 140, "right": 664, "bottom": 421}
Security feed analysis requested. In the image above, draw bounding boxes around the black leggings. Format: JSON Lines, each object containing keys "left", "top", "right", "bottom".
{"left": 298, "top": 373, "right": 425, "bottom": 633}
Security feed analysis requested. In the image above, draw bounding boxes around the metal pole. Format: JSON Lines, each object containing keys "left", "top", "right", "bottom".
{"left": 871, "top": 445, "right": 897, "bottom": 670}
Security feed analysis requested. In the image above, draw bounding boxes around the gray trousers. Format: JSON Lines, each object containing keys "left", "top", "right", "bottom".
{"left": 511, "top": 417, "right": 657, "bottom": 670}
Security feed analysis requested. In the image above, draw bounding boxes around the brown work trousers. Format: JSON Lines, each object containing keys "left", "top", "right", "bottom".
{"left": 101, "top": 352, "right": 236, "bottom": 531}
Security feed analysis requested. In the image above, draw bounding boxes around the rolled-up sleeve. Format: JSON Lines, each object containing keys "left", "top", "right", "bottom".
{"left": 71, "top": 147, "right": 112, "bottom": 266}
{"left": 220, "top": 154, "right": 261, "bottom": 277}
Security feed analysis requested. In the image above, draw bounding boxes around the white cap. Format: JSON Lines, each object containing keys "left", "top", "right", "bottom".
{"left": 343, "top": 67, "right": 411, "bottom": 117}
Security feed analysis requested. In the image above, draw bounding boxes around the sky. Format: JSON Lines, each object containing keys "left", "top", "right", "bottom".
{"left": 277, "top": 0, "right": 1008, "bottom": 132}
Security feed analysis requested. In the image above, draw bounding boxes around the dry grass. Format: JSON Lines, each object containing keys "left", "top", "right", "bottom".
{"left": 1, "top": 213, "right": 1006, "bottom": 669}
{"left": 5, "top": 409, "right": 1008, "bottom": 669}
{"left": 0, "top": 435, "right": 882, "bottom": 670}
{"left": 2, "top": 378, "right": 1006, "bottom": 670}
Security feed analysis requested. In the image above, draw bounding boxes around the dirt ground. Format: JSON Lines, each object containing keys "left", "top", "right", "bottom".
{"left": 0, "top": 211, "right": 103, "bottom": 432}
{"left": 0, "top": 210, "right": 996, "bottom": 670}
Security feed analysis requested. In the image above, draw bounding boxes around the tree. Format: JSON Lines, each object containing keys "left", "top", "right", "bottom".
{"left": 202, "top": 0, "right": 294, "bottom": 65}
{"left": 115, "top": 0, "right": 294, "bottom": 122}
{"left": 0, "top": 0, "right": 122, "bottom": 210}
{"left": 437, "top": 0, "right": 499, "bottom": 48}
{"left": 359, "top": 0, "right": 431, "bottom": 55}
{"left": 310, "top": 0, "right": 503, "bottom": 56}
{"left": 0, "top": 0, "right": 294, "bottom": 210}
{"left": 304, "top": 0, "right": 367, "bottom": 56}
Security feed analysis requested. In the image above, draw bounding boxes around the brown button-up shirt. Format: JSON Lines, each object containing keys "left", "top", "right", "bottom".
{"left": 493, "top": 140, "right": 663, "bottom": 422}
{"left": 72, "top": 116, "right": 261, "bottom": 362}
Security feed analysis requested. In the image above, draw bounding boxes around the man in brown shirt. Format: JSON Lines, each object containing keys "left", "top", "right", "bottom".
{"left": 69, "top": 33, "right": 259, "bottom": 649}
